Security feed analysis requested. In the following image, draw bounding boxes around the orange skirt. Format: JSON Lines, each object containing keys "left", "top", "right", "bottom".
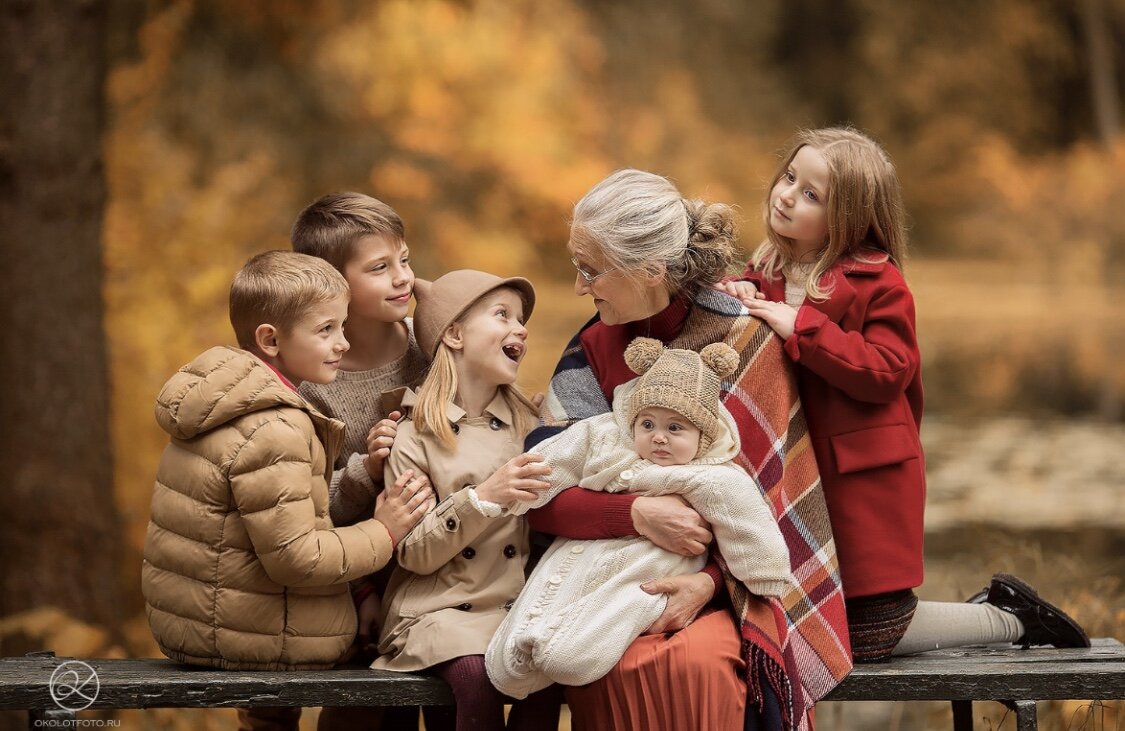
{"left": 565, "top": 607, "right": 746, "bottom": 731}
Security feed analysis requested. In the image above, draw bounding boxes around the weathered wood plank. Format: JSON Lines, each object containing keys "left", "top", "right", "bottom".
{"left": 824, "top": 640, "right": 1125, "bottom": 701}
{"left": 0, "top": 657, "right": 453, "bottom": 709}
{"left": 0, "top": 640, "right": 1121, "bottom": 712}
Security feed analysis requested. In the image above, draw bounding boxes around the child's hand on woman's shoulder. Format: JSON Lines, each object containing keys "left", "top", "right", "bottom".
{"left": 375, "top": 469, "right": 434, "bottom": 543}
{"left": 711, "top": 279, "right": 761, "bottom": 306}
{"left": 364, "top": 410, "right": 402, "bottom": 480}
{"left": 475, "top": 453, "right": 551, "bottom": 506}
{"left": 745, "top": 298, "right": 798, "bottom": 340}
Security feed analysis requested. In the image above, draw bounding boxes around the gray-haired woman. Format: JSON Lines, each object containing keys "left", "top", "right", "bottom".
{"left": 525, "top": 169, "right": 851, "bottom": 731}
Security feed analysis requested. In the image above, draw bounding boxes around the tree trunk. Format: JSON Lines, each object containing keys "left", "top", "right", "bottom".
{"left": 1079, "top": 0, "right": 1120, "bottom": 147}
{"left": 1078, "top": 0, "right": 1122, "bottom": 420}
{"left": 0, "top": 0, "right": 124, "bottom": 647}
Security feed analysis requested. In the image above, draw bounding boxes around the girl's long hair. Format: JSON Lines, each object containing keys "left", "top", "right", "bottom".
{"left": 752, "top": 127, "right": 908, "bottom": 301}
{"left": 411, "top": 307, "right": 536, "bottom": 450}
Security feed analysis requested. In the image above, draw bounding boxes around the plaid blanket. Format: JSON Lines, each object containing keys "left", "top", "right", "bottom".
{"left": 527, "top": 288, "right": 852, "bottom": 730}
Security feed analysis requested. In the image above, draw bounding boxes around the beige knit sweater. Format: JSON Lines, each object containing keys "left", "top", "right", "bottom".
{"left": 299, "top": 318, "right": 427, "bottom": 527}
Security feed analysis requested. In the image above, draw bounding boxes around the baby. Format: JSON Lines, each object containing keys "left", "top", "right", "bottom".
{"left": 486, "top": 337, "right": 794, "bottom": 699}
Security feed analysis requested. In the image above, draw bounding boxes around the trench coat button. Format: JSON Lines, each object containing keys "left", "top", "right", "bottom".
{"left": 462, "top": 547, "right": 476, "bottom": 559}
{"left": 446, "top": 518, "right": 457, "bottom": 530}
{"left": 570, "top": 544, "right": 585, "bottom": 554}
{"left": 503, "top": 544, "right": 517, "bottom": 558}
{"left": 489, "top": 417, "right": 502, "bottom": 431}
{"left": 457, "top": 603, "right": 472, "bottom": 611}
{"left": 620, "top": 469, "right": 635, "bottom": 480}
{"left": 451, "top": 422, "right": 460, "bottom": 435}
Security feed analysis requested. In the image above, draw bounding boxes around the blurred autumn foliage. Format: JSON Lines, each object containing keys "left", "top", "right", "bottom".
{"left": 2, "top": 0, "right": 1123, "bottom": 728}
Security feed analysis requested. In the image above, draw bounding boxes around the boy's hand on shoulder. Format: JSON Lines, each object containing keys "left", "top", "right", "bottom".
{"left": 711, "top": 279, "right": 760, "bottom": 306}
{"left": 475, "top": 453, "right": 551, "bottom": 506}
{"left": 375, "top": 469, "right": 434, "bottom": 543}
{"left": 363, "top": 411, "right": 402, "bottom": 480}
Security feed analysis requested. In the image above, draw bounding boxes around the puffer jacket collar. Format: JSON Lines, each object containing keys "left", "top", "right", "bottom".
{"left": 155, "top": 346, "right": 343, "bottom": 460}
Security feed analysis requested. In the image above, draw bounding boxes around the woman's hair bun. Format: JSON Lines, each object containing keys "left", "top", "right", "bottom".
{"left": 699, "top": 342, "right": 739, "bottom": 379}
{"left": 624, "top": 337, "right": 664, "bottom": 376}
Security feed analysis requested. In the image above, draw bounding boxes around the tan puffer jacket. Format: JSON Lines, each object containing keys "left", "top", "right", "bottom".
{"left": 142, "top": 346, "right": 394, "bottom": 670}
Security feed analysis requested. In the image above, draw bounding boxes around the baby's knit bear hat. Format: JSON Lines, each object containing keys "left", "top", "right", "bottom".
{"left": 624, "top": 336, "right": 740, "bottom": 457}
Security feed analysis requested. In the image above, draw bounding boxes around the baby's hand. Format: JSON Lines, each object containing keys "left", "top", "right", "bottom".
{"left": 711, "top": 280, "right": 760, "bottom": 306}
{"left": 363, "top": 411, "right": 401, "bottom": 480}
{"left": 475, "top": 453, "right": 551, "bottom": 505}
{"left": 375, "top": 469, "right": 434, "bottom": 543}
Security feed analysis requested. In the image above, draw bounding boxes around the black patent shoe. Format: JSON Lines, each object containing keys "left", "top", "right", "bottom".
{"left": 966, "top": 573, "right": 1090, "bottom": 649}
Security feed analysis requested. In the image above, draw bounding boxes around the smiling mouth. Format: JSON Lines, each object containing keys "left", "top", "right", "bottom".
{"left": 773, "top": 205, "right": 790, "bottom": 222}
{"left": 501, "top": 343, "right": 524, "bottom": 362}
{"left": 387, "top": 292, "right": 411, "bottom": 303}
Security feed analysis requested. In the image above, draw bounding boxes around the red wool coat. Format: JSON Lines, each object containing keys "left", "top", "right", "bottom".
{"left": 742, "top": 256, "right": 925, "bottom": 598}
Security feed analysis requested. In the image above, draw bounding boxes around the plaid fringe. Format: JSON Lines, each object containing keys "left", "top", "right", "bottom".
{"left": 535, "top": 289, "right": 853, "bottom": 731}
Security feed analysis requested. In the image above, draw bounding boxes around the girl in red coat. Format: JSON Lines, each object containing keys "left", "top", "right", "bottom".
{"left": 717, "top": 126, "right": 1089, "bottom": 662}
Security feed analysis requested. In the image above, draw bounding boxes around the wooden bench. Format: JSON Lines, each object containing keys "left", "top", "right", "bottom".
{"left": 2, "top": 640, "right": 1122, "bottom": 730}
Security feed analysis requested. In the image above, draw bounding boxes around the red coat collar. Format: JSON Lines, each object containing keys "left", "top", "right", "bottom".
{"left": 759, "top": 254, "right": 888, "bottom": 323}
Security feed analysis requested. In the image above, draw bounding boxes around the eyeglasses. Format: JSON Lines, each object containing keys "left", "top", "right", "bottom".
{"left": 571, "top": 257, "right": 613, "bottom": 284}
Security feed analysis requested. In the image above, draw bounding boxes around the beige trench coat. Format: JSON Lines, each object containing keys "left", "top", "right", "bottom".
{"left": 373, "top": 391, "right": 536, "bottom": 671}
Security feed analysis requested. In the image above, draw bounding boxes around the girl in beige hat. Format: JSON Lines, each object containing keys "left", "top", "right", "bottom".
{"left": 371, "top": 269, "right": 560, "bottom": 730}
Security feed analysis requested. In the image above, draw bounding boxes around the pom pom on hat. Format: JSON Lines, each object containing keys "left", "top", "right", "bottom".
{"left": 624, "top": 337, "right": 664, "bottom": 376}
{"left": 699, "top": 342, "right": 739, "bottom": 379}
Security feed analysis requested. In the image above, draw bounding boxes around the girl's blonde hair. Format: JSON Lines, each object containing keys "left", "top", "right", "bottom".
{"left": 752, "top": 127, "right": 908, "bottom": 301}
{"left": 410, "top": 288, "right": 536, "bottom": 450}
{"left": 570, "top": 169, "right": 740, "bottom": 296}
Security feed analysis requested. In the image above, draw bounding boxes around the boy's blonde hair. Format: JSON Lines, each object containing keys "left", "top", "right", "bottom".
{"left": 753, "top": 127, "right": 908, "bottom": 301}
{"left": 229, "top": 250, "right": 349, "bottom": 350}
{"left": 291, "top": 191, "right": 405, "bottom": 272}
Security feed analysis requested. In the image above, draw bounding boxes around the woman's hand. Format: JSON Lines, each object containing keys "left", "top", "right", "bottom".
{"left": 363, "top": 410, "right": 401, "bottom": 480}
{"left": 640, "top": 572, "right": 715, "bottom": 634}
{"left": 744, "top": 298, "right": 798, "bottom": 340}
{"left": 374, "top": 469, "right": 434, "bottom": 543}
{"left": 475, "top": 453, "right": 552, "bottom": 505}
{"left": 631, "top": 495, "right": 712, "bottom": 556}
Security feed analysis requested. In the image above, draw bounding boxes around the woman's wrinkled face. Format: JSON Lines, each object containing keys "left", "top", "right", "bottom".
{"left": 568, "top": 237, "right": 670, "bottom": 326}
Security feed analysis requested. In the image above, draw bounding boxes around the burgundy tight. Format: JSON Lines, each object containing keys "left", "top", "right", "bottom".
{"left": 427, "top": 655, "right": 561, "bottom": 731}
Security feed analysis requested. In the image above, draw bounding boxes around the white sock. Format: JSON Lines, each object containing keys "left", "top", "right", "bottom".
{"left": 892, "top": 600, "right": 1024, "bottom": 656}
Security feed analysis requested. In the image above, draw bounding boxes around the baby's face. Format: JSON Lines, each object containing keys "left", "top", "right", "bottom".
{"left": 632, "top": 407, "right": 701, "bottom": 466}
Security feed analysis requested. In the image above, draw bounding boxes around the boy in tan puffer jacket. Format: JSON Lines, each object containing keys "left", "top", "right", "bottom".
{"left": 141, "top": 251, "right": 433, "bottom": 727}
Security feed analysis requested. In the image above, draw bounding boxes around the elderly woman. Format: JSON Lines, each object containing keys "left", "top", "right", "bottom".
{"left": 526, "top": 169, "right": 852, "bottom": 731}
